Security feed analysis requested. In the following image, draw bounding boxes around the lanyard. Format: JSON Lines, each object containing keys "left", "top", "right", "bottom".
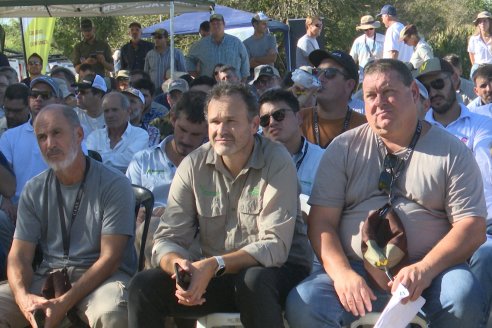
{"left": 364, "top": 34, "right": 377, "bottom": 57}
{"left": 295, "top": 137, "right": 309, "bottom": 171}
{"left": 377, "top": 120, "right": 422, "bottom": 202}
{"left": 313, "top": 106, "right": 352, "bottom": 147}
{"left": 55, "top": 157, "right": 91, "bottom": 260}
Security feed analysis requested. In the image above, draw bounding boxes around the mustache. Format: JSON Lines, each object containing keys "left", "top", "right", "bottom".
{"left": 46, "top": 148, "right": 63, "bottom": 157}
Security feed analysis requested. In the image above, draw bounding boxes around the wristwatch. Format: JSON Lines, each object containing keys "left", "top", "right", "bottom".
{"left": 214, "top": 256, "right": 226, "bottom": 277}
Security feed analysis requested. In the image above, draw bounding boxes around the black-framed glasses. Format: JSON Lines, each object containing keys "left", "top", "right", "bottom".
{"left": 316, "top": 67, "right": 348, "bottom": 80}
{"left": 29, "top": 90, "right": 52, "bottom": 100}
{"left": 422, "top": 78, "right": 446, "bottom": 92}
{"left": 378, "top": 153, "right": 400, "bottom": 194}
{"left": 259, "top": 109, "right": 289, "bottom": 127}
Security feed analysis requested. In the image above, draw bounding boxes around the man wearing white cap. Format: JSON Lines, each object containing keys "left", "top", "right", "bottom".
{"left": 87, "top": 92, "right": 149, "bottom": 172}
{"left": 123, "top": 87, "right": 161, "bottom": 146}
{"left": 243, "top": 12, "right": 278, "bottom": 76}
{"left": 72, "top": 74, "right": 107, "bottom": 138}
{"left": 350, "top": 15, "right": 384, "bottom": 80}
{"left": 377, "top": 4, "right": 413, "bottom": 62}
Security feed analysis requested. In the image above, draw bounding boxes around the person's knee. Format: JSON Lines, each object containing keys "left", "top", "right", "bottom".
{"left": 90, "top": 309, "right": 128, "bottom": 328}
{"left": 235, "top": 266, "right": 277, "bottom": 299}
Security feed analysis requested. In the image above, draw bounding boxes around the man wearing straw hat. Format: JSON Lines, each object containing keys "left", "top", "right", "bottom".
{"left": 350, "top": 15, "right": 384, "bottom": 80}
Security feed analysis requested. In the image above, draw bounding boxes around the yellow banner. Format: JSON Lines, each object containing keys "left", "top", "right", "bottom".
{"left": 22, "top": 18, "right": 55, "bottom": 74}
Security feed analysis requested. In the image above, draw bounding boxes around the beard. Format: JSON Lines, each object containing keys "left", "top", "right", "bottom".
{"left": 430, "top": 84, "right": 457, "bottom": 115}
{"left": 44, "top": 140, "right": 79, "bottom": 172}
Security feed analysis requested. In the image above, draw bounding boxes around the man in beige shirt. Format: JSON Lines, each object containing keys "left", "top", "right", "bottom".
{"left": 128, "top": 83, "right": 311, "bottom": 328}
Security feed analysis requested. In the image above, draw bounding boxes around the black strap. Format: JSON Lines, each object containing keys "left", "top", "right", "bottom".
{"left": 295, "top": 137, "right": 309, "bottom": 171}
{"left": 313, "top": 106, "right": 353, "bottom": 147}
{"left": 55, "top": 157, "right": 91, "bottom": 259}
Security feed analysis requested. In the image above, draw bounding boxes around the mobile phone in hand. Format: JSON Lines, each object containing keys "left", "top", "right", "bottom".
{"left": 33, "top": 308, "right": 45, "bottom": 327}
{"left": 174, "top": 263, "right": 191, "bottom": 290}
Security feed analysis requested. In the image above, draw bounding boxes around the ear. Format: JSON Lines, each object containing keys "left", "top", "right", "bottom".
{"left": 76, "top": 125, "right": 84, "bottom": 142}
{"left": 410, "top": 80, "right": 420, "bottom": 103}
{"left": 251, "top": 115, "right": 260, "bottom": 134}
{"left": 450, "top": 72, "right": 460, "bottom": 91}
{"left": 295, "top": 111, "right": 303, "bottom": 126}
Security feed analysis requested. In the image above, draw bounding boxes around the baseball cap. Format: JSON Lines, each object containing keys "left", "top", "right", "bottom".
{"left": 252, "top": 12, "right": 271, "bottom": 24}
{"left": 80, "top": 19, "right": 93, "bottom": 31}
{"left": 415, "top": 58, "right": 455, "bottom": 80}
{"left": 414, "top": 79, "right": 429, "bottom": 99}
{"left": 122, "top": 87, "right": 145, "bottom": 104}
{"left": 72, "top": 74, "right": 108, "bottom": 93}
{"left": 249, "top": 65, "right": 280, "bottom": 85}
{"left": 377, "top": 4, "right": 397, "bottom": 17}
{"left": 116, "top": 70, "right": 130, "bottom": 79}
{"left": 308, "top": 49, "right": 359, "bottom": 85}
{"left": 162, "top": 78, "right": 189, "bottom": 93}
{"left": 51, "top": 77, "right": 72, "bottom": 99}
{"left": 31, "top": 76, "right": 62, "bottom": 98}
{"left": 210, "top": 13, "right": 224, "bottom": 22}
{"left": 399, "top": 24, "right": 417, "bottom": 41}
{"left": 151, "top": 28, "right": 169, "bottom": 38}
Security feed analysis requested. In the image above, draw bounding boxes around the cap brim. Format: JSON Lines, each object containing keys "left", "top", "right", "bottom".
{"left": 308, "top": 49, "right": 332, "bottom": 68}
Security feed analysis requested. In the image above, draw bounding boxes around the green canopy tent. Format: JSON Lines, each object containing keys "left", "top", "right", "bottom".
{"left": 0, "top": 0, "right": 214, "bottom": 78}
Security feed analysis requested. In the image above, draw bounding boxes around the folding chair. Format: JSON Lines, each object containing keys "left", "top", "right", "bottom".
{"left": 132, "top": 184, "right": 154, "bottom": 272}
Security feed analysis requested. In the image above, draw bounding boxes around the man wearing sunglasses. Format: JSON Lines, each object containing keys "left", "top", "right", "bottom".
{"left": 296, "top": 15, "right": 322, "bottom": 68}
{"left": 417, "top": 57, "right": 492, "bottom": 320}
{"left": 144, "top": 28, "right": 187, "bottom": 96}
{"left": 0, "top": 76, "right": 62, "bottom": 246}
{"left": 259, "top": 88, "right": 323, "bottom": 196}
{"left": 287, "top": 59, "right": 487, "bottom": 328}
{"left": 300, "top": 49, "right": 367, "bottom": 148}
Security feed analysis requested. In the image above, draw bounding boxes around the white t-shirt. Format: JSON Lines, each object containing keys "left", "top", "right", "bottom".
{"left": 72, "top": 107, "right": 105, "bottom": 139}
{"left": 383, "top": 21, "right": 413, "bottom": 62}
{"left": 296, "top": 34, "right": 319, "bottom": 68}
{"left": 468, "top": 34, "right": 492, "bottom": 65}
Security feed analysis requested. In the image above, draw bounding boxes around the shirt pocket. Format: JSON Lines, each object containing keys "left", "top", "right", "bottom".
{"left": 196, "top": 196, "right": 226, "bottom": 243}
{"left": 238, "top": 196, "right": 262, "bottom": 237}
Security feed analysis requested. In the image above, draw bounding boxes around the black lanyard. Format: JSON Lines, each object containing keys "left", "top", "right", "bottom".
{"left": 295, "top": 137, "right": 309, "bottom": 171}
{"left": 377, "top": 120, "right": 422, "bottom": 201}
{"left": 364, "top": 34, "right": 377, "bottom": 57}
{"left": 313, "top": 106, "right": 352, "bottom": 147}
{"left": 55, "top": 157, "right": 91, "bottom": 259}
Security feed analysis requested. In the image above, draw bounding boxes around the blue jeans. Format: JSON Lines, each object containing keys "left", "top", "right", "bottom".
{"left": 286, "top": 261, "right": 487, "bottom": 328}
{"left": 470, "top": 236, "right": 492, "bottom": 324}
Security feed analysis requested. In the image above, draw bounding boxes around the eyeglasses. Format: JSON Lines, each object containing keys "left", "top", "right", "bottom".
{"left": 259, "top": 108, "right": 290, "bottom": 127}
{"left": 422, "top": 78, "right": 446, "bottom": 92}
{"left": 313, "top": 24, "right": 323, "bottom": 28}
{"left": 378, "top": 153, "right": 400, "bottom": 194}
{"left": 29, "top": 90, "right": 52, "bottom": 100}
{"left": 316, "top": 67, "right": 348, "bottom": 79}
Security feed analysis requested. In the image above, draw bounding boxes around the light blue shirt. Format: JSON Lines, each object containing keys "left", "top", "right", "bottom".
{"left": 126, "top": 135, "right": 176, "bottom": 208}
{"left": 293, "top": 137, "right": 324, "bottom": 196}
{"left": 426, "top": 104, "right": 492, "bottom": 224}
{"left": 186, "top": 34, "right": 250, "bottom": 79}
{"left": 144, "top": 47, "right": 187, "bottom": 94}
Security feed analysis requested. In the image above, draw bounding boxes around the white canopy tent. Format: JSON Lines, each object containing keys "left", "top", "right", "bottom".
{"left": 0, "top": 0, "right": 214, "bottom": 78}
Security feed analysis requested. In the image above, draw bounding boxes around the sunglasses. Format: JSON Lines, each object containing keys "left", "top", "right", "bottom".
{"left": 30, "top": 90, "right": 53, "bottom": 100}
{"left": 316, "top": 67, "right": 348, "bottom": 79}
{"left": 378, "top": 153, "right": 400, "bottom": 194}
{"left": 259, "top": 109, "right": 289, "bottom": 127}
{"left": 422, "top": 78, "right": 446, "bottom": 92}
{"left": 313, "top": 24, "right": 323, "bottom": 28}
{"left": 365, "top": 28, "right": 375, "bottom": 31}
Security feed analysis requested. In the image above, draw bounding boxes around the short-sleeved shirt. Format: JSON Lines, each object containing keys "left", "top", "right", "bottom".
{"left": 300, "top": 107, "right": 367, "bottom": 148}
{"left": 409, "top": 39, "right": 433, "bottom": 69}
{"left": 152, "top": 135, "right": 312, "bottom": 270}
{"left": 350, "top": 33, "right": 385, "bottom": 78}
{"left": 468, "top": 34, "right": 492, "bottom": 65}
{"left": 126, "top": 135, "right": 176, "bottom": 208}
{"left": 72, "top": 38, "right": 114, "bottom": 77}
{"left": 16, "top": 158, "right": 137, "bottom": 275}
{"left": 243, "top": 33, "right": 277, "bottom": 67}
{"left": 120, "top": 39, "right": 154, "bottom": 71}
{"left": 310, "top": 123, "right": 486, "bottom": 262}
{"left": 186, "top": 34, "right": 250, "bottom": 79}
{"left": 296, "top": 34, "right": 319, "bottom": 68}
{"left": 383, "top": 22, "right": 413, "bottom": 62}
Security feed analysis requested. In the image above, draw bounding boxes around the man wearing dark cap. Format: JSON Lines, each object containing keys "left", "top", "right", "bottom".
{"left": 377, "top": 4, "right": 413, "bottom": 62}
{"left": 299, "top": 49, "right": 367, "bottom": 148}
{"left": 243, "top": 12, "right": 278, "bottom": 75}
{"left": 186, "top": 13, "right": 250, "bottom": 82}
{"left": 72, "top": 74, "right": 107, "bottom": 138}
{"left": 72, "top": 19, "right": 114, "bottom": 77}
{"left": 199, "top": 21, "right": 210, "bottom": 38}
{"left": 416, "top": 58, "right": 492, "bottom": 318}
{"left": 120, "top": 22, "right": 154, "bottom": 71}
{"left": 144, "top": 28, "right": 187, "bottom": 95}
{"left": 249, "top": 64, "right": 281, "bottom": 96}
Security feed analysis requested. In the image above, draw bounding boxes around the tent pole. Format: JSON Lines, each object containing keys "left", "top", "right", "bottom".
{"left": 170, "top": 1, "right": 175, "bottom": 79}
{"left": 19, "top": 18, "right": 29, "bottom": 80}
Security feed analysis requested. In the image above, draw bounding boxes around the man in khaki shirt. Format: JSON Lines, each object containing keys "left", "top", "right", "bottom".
{"left": 128, "top": 83, "right": 311, "bottom": 328}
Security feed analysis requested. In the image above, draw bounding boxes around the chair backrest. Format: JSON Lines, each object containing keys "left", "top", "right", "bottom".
{"left": 132, "top": 184, "right": 154, "bottom": 272}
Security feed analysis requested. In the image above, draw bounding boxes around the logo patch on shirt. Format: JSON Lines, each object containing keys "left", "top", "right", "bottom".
{"left": 199, "top": 185, "right": 219, "bottom": 197}
{"left": 249, "top": 186, "right": 260, "bottom": 197}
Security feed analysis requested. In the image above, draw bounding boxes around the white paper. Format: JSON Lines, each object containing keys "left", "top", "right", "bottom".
{"left": 374, "top": 283, "right": 426, "bottom": 328}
